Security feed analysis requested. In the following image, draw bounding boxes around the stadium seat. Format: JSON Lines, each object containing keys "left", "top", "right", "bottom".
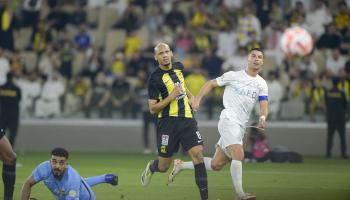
{"left": 280, "top": 100, "right": 305, "bottom": 120}
{"left": 104, "top": 29, "right": 126, "bottom": 60}
{"left": 15, "top": 28, "right": 32, "bottom": 50}
{"left": 86, "top": 7, "right": 99, "bottom": 27}
{"left": 278, "top": 71, "right": 291, "bottom": 89}
{"left": 90, "top": 28, "right": 104, "bottom": 48}
{"left": 72, "top": 52, "right": 86, "bottom": 76}
{"left": 136, "top": 26, "right": 150, "bottom": 50}
{"left": 98, "top": 7, "right": 119, "bottom": 30}
{"left": 312, "top": 49, "right": 326, "bottom": 73}
{"left": 261, "top": 55, "right": 277, "bottom": 76}
{"left": 21, "top": 51, "right": 38, "bottom": 72}
{"left": 178, "top": 1, "right": 195, "bottom": 17}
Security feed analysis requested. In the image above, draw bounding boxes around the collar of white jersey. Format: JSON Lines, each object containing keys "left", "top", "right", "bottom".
{"left": 243, "top": 69, "right": 257, "bottom": 78}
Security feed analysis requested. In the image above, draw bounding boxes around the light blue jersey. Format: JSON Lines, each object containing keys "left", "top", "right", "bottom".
{"left": 32, "top": 161, "right": 96, "bottom": 200}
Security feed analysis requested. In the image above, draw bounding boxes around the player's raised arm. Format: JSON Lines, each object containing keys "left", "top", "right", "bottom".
{"left": 20, "top": 175, "right": 37, "bottom": 200}
{"left": 193, "top": 79, "right": 219, "bottom": 111}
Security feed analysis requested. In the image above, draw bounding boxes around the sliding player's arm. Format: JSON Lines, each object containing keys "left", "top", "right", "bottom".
{"left": 22, "top": 162, "right": 51, "bottom": 200}
{"left": 21, "top": 176, "right": 37, "bottom": 200}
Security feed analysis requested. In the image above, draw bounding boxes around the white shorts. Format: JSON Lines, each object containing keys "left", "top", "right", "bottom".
{"left": 216, "top": 118, "right": 245, "bottom": 157}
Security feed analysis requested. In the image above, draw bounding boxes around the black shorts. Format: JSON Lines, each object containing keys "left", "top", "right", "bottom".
{"left": 157, "top": 117, "right": 203, "bottom": 157}
{"left": 0, "top": 116, "right": 18, "bottom": 131}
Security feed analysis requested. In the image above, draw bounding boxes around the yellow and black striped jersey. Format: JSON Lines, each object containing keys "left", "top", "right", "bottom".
{"left": 148, "top": 62, "right": 193, "bottom": 118}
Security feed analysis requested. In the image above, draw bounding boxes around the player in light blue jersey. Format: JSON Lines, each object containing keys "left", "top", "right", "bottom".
{"left": 21, "top": 147, "right": 118, "bottom": 200}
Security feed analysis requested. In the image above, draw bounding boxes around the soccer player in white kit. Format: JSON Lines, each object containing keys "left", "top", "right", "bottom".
{"left": 168, "top": 48, "right": 268, "bottom": 200}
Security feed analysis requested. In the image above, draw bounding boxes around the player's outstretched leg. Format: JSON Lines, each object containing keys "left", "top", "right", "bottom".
{"left": 141, "top": 160, "right": 154, "bottom": 186}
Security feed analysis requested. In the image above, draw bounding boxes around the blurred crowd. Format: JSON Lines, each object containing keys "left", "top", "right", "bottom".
{"left": 1, "top": 0, "right": 350, "bottom": 121}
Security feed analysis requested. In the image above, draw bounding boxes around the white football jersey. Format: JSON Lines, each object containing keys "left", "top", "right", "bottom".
{"left": 216, "top": 70, "right": 268, "bottom": 125}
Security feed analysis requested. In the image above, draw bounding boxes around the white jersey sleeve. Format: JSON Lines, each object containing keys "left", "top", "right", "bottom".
{"left": 216, "top": 71, "right": 237, "bottom": 86}
{"left": 258, "top": 77, "right": 268, "bottom": 100}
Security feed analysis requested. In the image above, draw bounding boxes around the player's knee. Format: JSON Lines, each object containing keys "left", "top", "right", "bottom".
{"left": 211, "top": 163, "right": 223, "bottom": 171}
{"left": 158, "top": 161, "right": 171, "bottom": 172}
{"left": 234, "top": 154, "right": 244, "bottom": 161}
{"left": 158, "top": 165, "right": 169, "bottom": 172}
{"left": 4, "top": 152, "right": 16, "bottom": 165}
{"left": 228, "top": 147, "right": 244, "bottom": 161}
{"left": 229, "top": 153, "right": 244, "bottom": 161}
{"left": 191, "top": 152, "right": 204, "bottom": 164}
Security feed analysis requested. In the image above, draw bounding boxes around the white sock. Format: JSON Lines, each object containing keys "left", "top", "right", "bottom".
{"left": 203, "top": 157, "right": 213, "bottom": 170}
{"left": 180, "top": 157, "right": 213, "bottom": 170}
{"left": 180, "top": 161, "right": 194, "bottom": 169}
{"left": 230, "top": 160, "right": 245, "bottom": 197}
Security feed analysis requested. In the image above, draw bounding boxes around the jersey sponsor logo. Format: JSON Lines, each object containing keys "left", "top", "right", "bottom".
{"left": 161, "top": 134, "right": 169, "bottom": 146}
{"left": 234, "top": 87, "right": 258, "bottom": 99}
{"left": 69, "top": 190, "right": 77, "bottom": 197}
{"left": 174, "top": 82, "right": 185, "bottom": 100}
{"left": 176, "top": 94, "right": 185, "bottom": 100}
{"left": 0, "top": 89, "right": 17, "bottom": 97}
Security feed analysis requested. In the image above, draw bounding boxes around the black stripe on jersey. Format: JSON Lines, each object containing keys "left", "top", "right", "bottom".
{"left": 168, "top": 70, "right": 185, "bottom": 117}
{"left": 81, "top": 178, "right": 92, "bottom": 200}
{"left": 159, "top": 80, "right": 170, "bottom": 117}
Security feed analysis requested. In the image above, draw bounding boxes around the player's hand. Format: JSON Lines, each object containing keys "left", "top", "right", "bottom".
{"left": 191, "top": 97, "right": 200, "bottom": 112}
{"left": 170, "top": 82, "right": 183, "bottom": 100}
{"left": 258, "top": 116, "right": 266, "bottom": 129}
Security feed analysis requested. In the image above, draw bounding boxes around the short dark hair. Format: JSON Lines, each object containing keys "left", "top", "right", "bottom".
{"left": 249, "top": 48, "right": 264, "bottom": 56}
{"left": 51, "top": 147, "right": 69, "bottom": 159}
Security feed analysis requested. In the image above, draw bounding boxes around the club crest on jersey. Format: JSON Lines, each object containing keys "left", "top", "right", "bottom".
{"left": 161, "top": 134, "right": 169, "bottom": 146}
{"left": 68, "top": 190, "right": 77, "bottom": 197}
{"left": 59, "top": 189, "right": 65, "bottom": 196}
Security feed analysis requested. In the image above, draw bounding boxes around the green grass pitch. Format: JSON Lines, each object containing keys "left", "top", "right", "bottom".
{"left": 1, "top": 153, "right": 350, "bottom": 200}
